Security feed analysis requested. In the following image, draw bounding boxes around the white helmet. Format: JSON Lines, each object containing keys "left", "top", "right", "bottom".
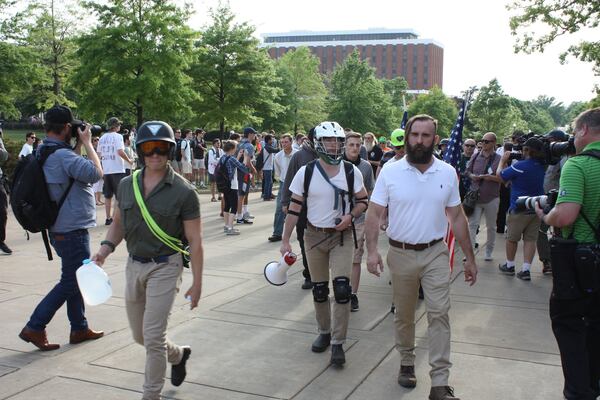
{"left": 314, "top": 121, "right": 345, "bottom": 165}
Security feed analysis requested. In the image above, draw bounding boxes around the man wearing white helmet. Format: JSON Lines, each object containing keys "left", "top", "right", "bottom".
{"left": 281, "top": 121, "right": 368, "bottom": 367}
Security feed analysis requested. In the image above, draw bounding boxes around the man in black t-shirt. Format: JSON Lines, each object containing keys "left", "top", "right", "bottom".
{"left": 364, "top": 132, "right": 383, "bottom": 177}
{"left": 192, "top": 129, "right": 207, "bottom": 187}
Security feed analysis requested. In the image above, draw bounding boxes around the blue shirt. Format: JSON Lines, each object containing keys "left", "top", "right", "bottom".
{"left": 500, "top": 158, "right": 545, "bottom": 211}
{"left": 39, "top": 138, "right": 102, "bottom": 232}
{"left": 237, "top": 138, "right": 255, "bottom": 158}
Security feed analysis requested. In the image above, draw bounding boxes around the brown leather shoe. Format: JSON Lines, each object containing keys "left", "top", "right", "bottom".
{"left": 397, "top": 365, "right": 417, "bottom": 388}
{"left": 429, "top": 386, "right": 460, "bottom": 400}
{"left": 69, "top": 328, "right": 104, "bottom": 344}
{"left": 19, "top": 327, "right": 60, "bottom": 351}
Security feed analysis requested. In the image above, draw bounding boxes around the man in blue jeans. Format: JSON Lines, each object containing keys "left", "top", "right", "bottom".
{"left": 269, "top": 134, "right": 296, "bottom": 242}
{"left": 261, "top": 133, "right": 279, "bottom": 201}
{"left": 19, "top": 105, "right": 104, "bottom": 351}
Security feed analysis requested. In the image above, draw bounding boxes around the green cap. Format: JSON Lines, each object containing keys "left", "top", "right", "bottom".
{"left": 378, "top": 136, "right": 386, "bottom": 143}
{"left": 390, "top": 128, "right": 405, "bottom": 147}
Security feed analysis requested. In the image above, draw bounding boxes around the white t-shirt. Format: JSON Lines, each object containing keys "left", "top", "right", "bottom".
{"left": 19, "top": 143, "right": 33, "bottom": 158}
{"left": 181, "top": 139, "right": 192, "bottom": 162}
{"left": 289, "top": 162, "right": 364, "bottom": 228}
{"left": 98, "top": 131, "right": 125, "bottom": 174}
{"left": 207, "top": 147, "right": 223, "bottom": 175}
{"left": 274, "top": 148, "right": 296, "bottom": 182}
{"left": 261, "top": 147, "right": 275, "bottom": 171}
{"left": 370, "top": 157, "right": 461, "bottom": 243}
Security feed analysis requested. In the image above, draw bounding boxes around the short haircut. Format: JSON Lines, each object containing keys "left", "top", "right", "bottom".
{"left": 405, "top": 114, "right": 438, "bottom": 136}
{"left": 295, "top": 133, "right": 305, "bottom": 140}
{"left": 229, "top": 132, "right": 241, "bottom": 141}
{"left": 573, "top": 107, "right": 600, "bottom": 132}
{"left": 212, "top": 138, "right": 220, "bottom": 144}
{"left": 195, "top": 128, "right": 204, "bottom": 134}
{"left": 223, "top": 140, "right": 237, "bottom": 152}
{"left": 280, "top": 133, "right": 293, "bottom": 142}
{"left": 26, "top": 131, "right": 35, "bottom": 139}
{"left": 346, "top": 131, "right": 362, "bottom": 140}
{"left": 183, "top": 129, "right": 192, "bottom": 136}
{"left": 264, "top": 134, "right": 273, "bottom": 143}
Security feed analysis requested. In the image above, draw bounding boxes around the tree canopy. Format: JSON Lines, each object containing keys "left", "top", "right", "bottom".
{"left": 407, "top": 86, "right": 458, "bottom": 137}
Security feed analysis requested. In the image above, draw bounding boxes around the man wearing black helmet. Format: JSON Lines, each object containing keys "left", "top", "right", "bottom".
{"left": 92, "top": 121, "right": 204, "bottom": 399}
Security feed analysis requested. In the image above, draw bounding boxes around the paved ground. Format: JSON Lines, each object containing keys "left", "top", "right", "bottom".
{"left": 0, "top": 189, "right": 565, "bottom": 399}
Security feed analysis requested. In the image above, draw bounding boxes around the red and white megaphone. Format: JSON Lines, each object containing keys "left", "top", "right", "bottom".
{"left": 264, "top": 252, "right": 297, "bottom": 286}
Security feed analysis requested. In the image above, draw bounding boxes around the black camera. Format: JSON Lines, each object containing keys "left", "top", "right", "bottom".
{"left": 510, "top": 132, "right": 575, "bottom": 165}
{"left": 71, "top": 122, "right": 104, "bottom": 139}
{"left": 515, "top": 189, "right": 558, "bottom": 213}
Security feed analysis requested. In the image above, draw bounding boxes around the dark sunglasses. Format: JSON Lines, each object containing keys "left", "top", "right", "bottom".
{"left": 464, "top": 144, "right": 475, "bottom": 148}
{"left": 481, "top": 139, "right": 494, "bottom": 144}
{"left": 139, "top": 141, "right": 170, "bottom": 157}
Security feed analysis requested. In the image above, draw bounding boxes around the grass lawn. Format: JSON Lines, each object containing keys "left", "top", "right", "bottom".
{"left": 1, "top": 129, "right": 45, "bottom": 143}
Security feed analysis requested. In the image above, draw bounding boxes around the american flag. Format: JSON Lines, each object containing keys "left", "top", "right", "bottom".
{"left": 443, "top": 101, "right": 466, "bottom": 171}
{"left": 442, "top": 101, "right": 467, "bottom": 270}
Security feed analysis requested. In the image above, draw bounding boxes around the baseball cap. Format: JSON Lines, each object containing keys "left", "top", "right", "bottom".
{"left": 544, "top": 129, "right": 568, "bottom": 142}
{"left": 45, "top": 105, "right": 82, "bottom": 126}
{"left": 523, "top": 137, "right": 544, "bottom": 151}
{"left": 243, "top": 127, "right": 257, "bottom": 135}
{"left": 106, "top": 117, "right": 123, "bottom": 128}
{"left": 378, "top": 136, "right": 386, "bottom": 143}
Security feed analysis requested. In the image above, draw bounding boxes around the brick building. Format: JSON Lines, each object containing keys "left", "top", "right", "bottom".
{"left": 261, "top": 28, "right": 444, "bottom": 91}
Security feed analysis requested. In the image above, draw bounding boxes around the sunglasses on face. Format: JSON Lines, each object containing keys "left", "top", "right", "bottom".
{"left": 139, "top": 141, "right": 170, "bottom": 157}
{"left": 464, "top": 144, "right": 475, "bottom": 148}
{"left": 481, "top": 139, "right": 494, "bottom": 144}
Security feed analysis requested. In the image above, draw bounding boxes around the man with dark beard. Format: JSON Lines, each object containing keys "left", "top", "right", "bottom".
{"left": 365, "top": 114, "right": 477, "bottom": 400}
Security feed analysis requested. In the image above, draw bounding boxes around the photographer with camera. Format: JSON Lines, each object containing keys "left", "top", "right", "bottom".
{"left": 496, "top": 137, "right": 545, "bottom": 280}
{"left": 534, "top": 107, "right": 600, "bottom": 400}
{"left": 537, "top": 129, "right": 571, "bottom": 275}
{"left": 19, "top": 105, "right": 104, "bottom": 351}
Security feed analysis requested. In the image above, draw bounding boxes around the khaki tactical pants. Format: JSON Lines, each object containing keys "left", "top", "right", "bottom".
{"left": 125, "top": 254, "right": 185, "bottom": 400}
{"left": 304, "top": 228, "right": 353, "bottom": 345}
{"left": 387, "top": 241, "right": 452, "bottom": 387}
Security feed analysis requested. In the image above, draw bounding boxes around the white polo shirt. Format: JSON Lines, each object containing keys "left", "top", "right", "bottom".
{"left": 371, "top": 157, "right": 461, "bottom": 244}
{"left": 289, "top": 162, "right": 364, "bottom": 228}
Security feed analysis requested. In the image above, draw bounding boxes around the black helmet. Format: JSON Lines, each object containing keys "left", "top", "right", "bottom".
{"left": 136, "top": 121, "right": 176, "bottom": 146}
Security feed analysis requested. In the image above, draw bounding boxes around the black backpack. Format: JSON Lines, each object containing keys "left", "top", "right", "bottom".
{"left": 10, "top": 144, "right": 74, "bottom": 260}
{"left": 215, "top": 155, "right": 231, "bottom": 193}
{"left": 174, "top": 138, "right": 183, "bottom": 162}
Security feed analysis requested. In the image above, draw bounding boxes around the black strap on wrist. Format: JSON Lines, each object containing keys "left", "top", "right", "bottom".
{"left": 287, "top": 209, "right": 300, "bottom": 217}
{"left": 101, "top": 240, "right": 116, "bottom": 253}
{"left": 290, "top": 197, "right": 303, "bottom": 206}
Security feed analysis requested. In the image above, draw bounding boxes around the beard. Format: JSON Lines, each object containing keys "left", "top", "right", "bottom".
{"left": 364, "top": 141, "right": 374, "bottom": 152}
{"left": 405, "top": 141, "right": 435, "bottom": 164}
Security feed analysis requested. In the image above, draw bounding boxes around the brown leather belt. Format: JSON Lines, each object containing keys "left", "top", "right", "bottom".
{"left": 307, "top": 222, "right": 347, "bottom": 234}
{"left": 389, "top": 238, "right": 443, "bottom": 251}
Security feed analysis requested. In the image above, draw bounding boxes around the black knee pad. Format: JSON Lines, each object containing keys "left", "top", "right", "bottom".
{"left": 333, "top": 276, "right": 352, "bottom": 304}
{"left": 312, "top": 281, "right": 329, "bottom": 303}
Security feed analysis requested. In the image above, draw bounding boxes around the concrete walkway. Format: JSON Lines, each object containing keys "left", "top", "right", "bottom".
{"left": 0, "top": 190, "right": 564, "bottom": 399}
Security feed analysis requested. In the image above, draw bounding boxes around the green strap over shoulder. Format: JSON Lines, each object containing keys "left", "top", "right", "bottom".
{"left": 132, "top": 169, "right": 189, "bottom": 256}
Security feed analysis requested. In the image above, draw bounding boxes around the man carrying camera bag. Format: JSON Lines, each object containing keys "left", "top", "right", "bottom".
{"left": 19, "top": 105, "right": 104, "bottom": 351}
{"left": 535, "top": 107, "right": 600, "bottom": 400}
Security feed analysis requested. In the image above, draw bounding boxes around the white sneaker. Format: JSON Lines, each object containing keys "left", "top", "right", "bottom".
{"left": 484, "top": 252, "right": 493, "bottom": 261}
{"left": 243, "top": 212, "right": 255, "bottom": 219}
{"left": 225, "top": 227, "right": 240, "bottom": 235}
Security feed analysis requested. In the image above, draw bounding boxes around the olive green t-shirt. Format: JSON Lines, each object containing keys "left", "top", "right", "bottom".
{"left": 117, "top": 166, "right": 201, "bottom": 257}
{"left": 556, "top": 141, "right": 600, "bottom": 243}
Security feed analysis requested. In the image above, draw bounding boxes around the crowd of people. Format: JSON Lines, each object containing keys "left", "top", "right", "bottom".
{"left": 0, "top": 104, "right": 598, "bottom": 400}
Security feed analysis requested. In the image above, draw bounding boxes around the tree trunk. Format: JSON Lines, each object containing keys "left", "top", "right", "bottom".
{"left": 136, "top": 98, "right": 143, "bottom": 127}
{"left": 220, "top": 120, "right": 225, "bottom": 139}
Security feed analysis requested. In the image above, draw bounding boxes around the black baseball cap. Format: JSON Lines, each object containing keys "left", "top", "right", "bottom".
{"left": 243, "top": 126, "right": 257, "bottom": 136}
{"left": 524, "top": 137, "right": 544, "bottom": 151}
{"left": 45, "top": 105, "right": 82, "bottom": 126}
{"left": 544, "top": 129, "right": 568, "bottom": 142}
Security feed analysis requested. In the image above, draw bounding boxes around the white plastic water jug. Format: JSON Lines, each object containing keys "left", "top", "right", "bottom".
{"left": 76, "top": 259, "right": 112, "bottom": 306}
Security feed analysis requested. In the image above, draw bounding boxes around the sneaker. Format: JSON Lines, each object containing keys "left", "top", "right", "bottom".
{"left": 223, "top": 226, "right": 228, "bottom": 232}
{"left": 225, "top": 227, "right": 240, "bottom": 236}
{"left": 268, "top": 235, "right": 282, "bottom": 242}
{"left": 236, "top": 218, "right": 253, "bottom": 225}
{"left": 499, "top": 263, "right": 515, "bottom": 276}
{"left": 0, "top": 242, "right": 12, "bottom": 254}
{"left": 429, "top": 386, "right": 460, "bottom": 400}
{"left": 105, "top": 218, "right": 113, "bottom": 226}
{"left": 350, "top": 294, "right": 359, "bottom": 312}
{"left": 542, "top": 260, "right": 552, "bottom": 275}
{"left": 243, "top": 212, "right": 255, "bottom": 219}
{"left": 330, "top": 344, "right": 345, "bottom": 366}
{"left": 171, "top": 346, "right": 191, "bottom": 386}
{"left": 516, "top": 270, "right": 531, "bottom": 281}
{"left": 397, "top": 365, "right": 417, "bottom": 388}
{"left": 484, "top": 253, "right": 493, "bottom": 261}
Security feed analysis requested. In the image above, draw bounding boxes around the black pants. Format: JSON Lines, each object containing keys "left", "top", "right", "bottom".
{"left": 0, "top": 182, "right": 7, "bottom": 243}
{"left": 222, "top": 187, "right": 238, "bottom": 214}
{"left": 296, "top": 224, "right": 311, "bottom": 280}
{"left": 496, "top": 184, "right": 510, "bottom": 233}
{"left": 550, "top": 291, "right": 600, "bottom": 400}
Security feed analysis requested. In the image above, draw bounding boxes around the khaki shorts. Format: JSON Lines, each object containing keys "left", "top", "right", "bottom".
{"left": 352, "top": 222, "right": 366, "bottom": 264}
{"left": 181, "top": 160, "right": 192, "bottom": 174}
{"left": 506, "top": 213, "right": 540, "bottom": 242}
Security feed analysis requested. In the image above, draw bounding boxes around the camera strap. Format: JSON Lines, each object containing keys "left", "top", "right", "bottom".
{"left": 572, "top": 149, "right": 600, "bottom": 242}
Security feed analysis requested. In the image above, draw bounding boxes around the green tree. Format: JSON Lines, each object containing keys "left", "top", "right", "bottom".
{"left": 532, "top": 95, "right": 566, "bottom": 126}
{"left": 407, "top": 86, "right": 458, "bottom": 137}
{"left": 508, "top": 0, "right": 600, "bottom": 78}
{"left": 73, "top": 0, "right": 196, "bottom": 126}
{"left": 268, "top": 47, "right": 327, "bottom": 133}
{"left": 0, "top": 42, "right": 33, "bottom": 119}
{"left": 383, "top": 76, "right": 409, "bottom": 120}
{"left": 328, "top": 51, "right": 394, "bottom": 133}
{"left": 564, "top": 101, "right": 589, "bottom": 128}
{"left": 469, "top": 79, "right": 525, "bottom": 137}
{"left": 188, "top": 4, "right": 282, "bottom": 135}
{"left": 512, "top": 99, "right": 555, "bottom": 133}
